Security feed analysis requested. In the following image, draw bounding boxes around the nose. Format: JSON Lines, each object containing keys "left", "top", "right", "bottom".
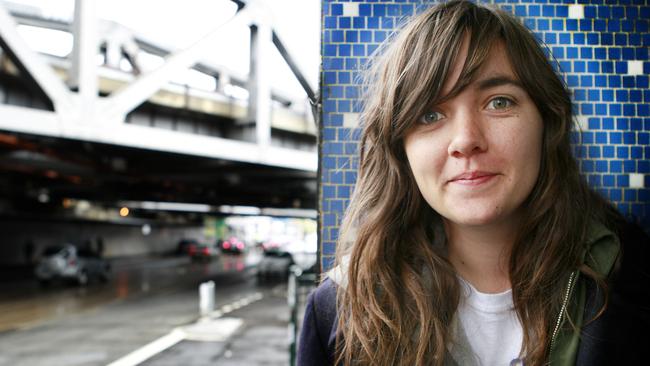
{"left": 447, "top": 110, "right": 488, "bottom": 158}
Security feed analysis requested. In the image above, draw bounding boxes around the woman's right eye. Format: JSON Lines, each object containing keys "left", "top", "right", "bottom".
{"left": 420, "top": 111, "right": 444, "bottom": 124}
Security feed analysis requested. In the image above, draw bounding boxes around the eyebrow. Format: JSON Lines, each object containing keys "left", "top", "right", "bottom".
{"left": 474, "top": 76, "right": 525, "bottom": 91}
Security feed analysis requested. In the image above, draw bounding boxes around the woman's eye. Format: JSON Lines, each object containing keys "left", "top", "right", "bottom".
{"left": 487, "top": 97, "right": 514, "bottom": 110}
{"left": 420, "top": 111, "right": 444, "bottom": 124}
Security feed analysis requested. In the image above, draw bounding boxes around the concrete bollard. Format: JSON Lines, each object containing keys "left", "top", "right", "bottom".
{"left": 199, "top": 281, "right": 215, "bottom": 317}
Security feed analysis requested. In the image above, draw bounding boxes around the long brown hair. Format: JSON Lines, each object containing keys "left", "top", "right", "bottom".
{"left": 334, "top": 1, "right": 619, "bottom": 365}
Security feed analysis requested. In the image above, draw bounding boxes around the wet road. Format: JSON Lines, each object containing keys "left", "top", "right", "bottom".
{"left": 0, "top": 252, "right": 261, "bottom": 333}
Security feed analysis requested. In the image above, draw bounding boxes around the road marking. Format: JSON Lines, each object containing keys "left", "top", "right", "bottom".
{"left": 106, "top": 328, "right": 185, "bottom": 366}
{"left": 106, "top": 292, "right": 265, "bottom": 366}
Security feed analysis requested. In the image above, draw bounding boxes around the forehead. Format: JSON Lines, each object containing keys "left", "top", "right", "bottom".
{"left": 440, "top": 37, "right": 518, "bottom": 97}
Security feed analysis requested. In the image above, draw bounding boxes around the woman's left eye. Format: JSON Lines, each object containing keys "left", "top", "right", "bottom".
{"left": 487, "top": 97, "right": 514, "bottom": 110}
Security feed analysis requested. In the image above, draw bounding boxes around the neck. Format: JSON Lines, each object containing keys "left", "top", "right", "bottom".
{"left": 444, "top": 219, "right": 519, "bottom": 294}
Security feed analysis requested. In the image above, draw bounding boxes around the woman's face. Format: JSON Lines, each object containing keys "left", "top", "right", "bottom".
{"left": 403, "top": 39, "right": 544, "bottom": 230}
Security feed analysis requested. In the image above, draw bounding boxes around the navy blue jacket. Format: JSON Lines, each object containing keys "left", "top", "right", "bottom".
{"left": 297, "top": 221, "right": 650, "bottom": 365}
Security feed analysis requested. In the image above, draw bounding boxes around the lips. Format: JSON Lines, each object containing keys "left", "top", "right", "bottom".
{"left": 448, "top": 171, "right": 498, "bottom": 186}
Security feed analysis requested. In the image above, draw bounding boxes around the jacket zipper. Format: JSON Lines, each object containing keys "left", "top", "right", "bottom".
{"left": 549, "top": 270, "right": 578, "bottom": 358}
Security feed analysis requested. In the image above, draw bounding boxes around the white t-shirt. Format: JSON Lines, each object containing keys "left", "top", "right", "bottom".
{"left": 454, "top": 277, "right": 524, "bottom": 366}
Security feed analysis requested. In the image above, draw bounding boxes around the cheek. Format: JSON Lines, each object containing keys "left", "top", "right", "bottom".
{"left": 404, "top": 135, "right": 445, "bottom": 182}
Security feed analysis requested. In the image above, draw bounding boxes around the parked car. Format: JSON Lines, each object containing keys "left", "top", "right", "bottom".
{"left": 176, "top": 238, "right": 200, "bottom": 256}
{"left": 256, "top": 248, "right": 295, "bottom": 282}
{"left": 35, "top": 244, "right": 110, "bottom": 286}
{"left": 220, "top": 237, "right": 246, "bottom": 254}
{"left": 190, "top": 243, "right": 220, "bottom": 261}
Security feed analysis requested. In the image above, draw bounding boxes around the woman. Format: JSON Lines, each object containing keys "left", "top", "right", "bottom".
{"left": 299, "top": 1, "right": 650, "bottom": 365}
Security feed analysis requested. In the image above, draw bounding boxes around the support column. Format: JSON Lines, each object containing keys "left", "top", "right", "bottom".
{"left": 248, "top": 23, "right": 272, "bottom": 148}
{"left": 69, "top": 0, "right": 98, "bottom": 111}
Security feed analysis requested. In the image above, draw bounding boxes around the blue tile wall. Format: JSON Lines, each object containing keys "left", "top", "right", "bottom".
{"left": 320, "top": 0, "right": 650, "bottom": 271}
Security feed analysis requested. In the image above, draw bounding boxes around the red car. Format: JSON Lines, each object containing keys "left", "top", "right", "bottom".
{"left": 220, "top": 237, "right": 246, "bottom": 254}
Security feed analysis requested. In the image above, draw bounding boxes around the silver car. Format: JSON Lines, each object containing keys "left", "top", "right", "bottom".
{"left": 35, "top": 244, "right": 110, "bottom": 285}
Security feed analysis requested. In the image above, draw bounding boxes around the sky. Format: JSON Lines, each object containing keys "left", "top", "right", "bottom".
{"left": 3, "top": 0, "right": 320, "bottom": 100}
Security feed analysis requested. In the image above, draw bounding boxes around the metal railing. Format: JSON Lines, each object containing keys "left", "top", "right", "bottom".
{"left": 288, "top": 265, "right": 318, "bottom": 366}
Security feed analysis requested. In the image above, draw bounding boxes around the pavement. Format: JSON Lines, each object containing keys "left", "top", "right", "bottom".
{"left": 108, "top": 281, "right": 314, "bottom": 366}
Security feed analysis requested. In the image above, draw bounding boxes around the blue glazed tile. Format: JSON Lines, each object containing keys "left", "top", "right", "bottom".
{"left": 353, "top": 45, "right": 365, "bottom": 57}
{"left": 372, "top": 4, "right": 386, "bottom": 17}
{"left": 611, "top": 160, "right": 623, "bottom": 173}
{"left": 617, "top": 89, "right": 629, "bottom": 102}
{"left": 612, "top": 6, "right": 625, "bottom": 18}
{"left": 596, "top": 160, "right": 608, "bottom": 173}
{"left": 584, "top": 6, "right": 596, "bottom": 18}
{"left": 624, "top": 160, "right": 636, "bottom": 173}
{"left": 596, "top": 103, "right": 607, "bottom": 115}
{"left": 596, "top": 131, "right": 607, "bottom": 143}
{"left": 387, "top": 4, "right": 399, "bottom": 16}
{"left": 623, "top": 76, "right": 635, "bottom": 88}
{"left": 566, "top": 19, "right": 578, "bottom": 31}
{"left": 338, "top": 71, "right": 351, "bottom": 83}
{"left": 580, "top": 75, "right": 593, "bottom": 87}
{"left": 624, "top": 132, "right": 636, "bottom": 144}
{"left": 609, "top": 189, "right": 622, "bottom": 201}
{"left": 556, "top": 5, "right": 568, "bottom": 17}
{"left": 609, "top": 75, "right": 621, "bottom": 88}
{"left": 632, "top": 147, "right": 643, "bottom": 159}
{"left": 367, "top": 17, "right": 379, "bottom": 29}
{"left": 602, "top": 90, "right": 613, "bottom": 101}
{"left": 340, "top": 44, "right": 352, "bottom": 57}
{"left": 582, "top": 160, "right": 595, "bottom": 172}
{"left": 381, "top": 17, "right": 394, "bottom": 29}
{"left": 594, "top": 47, "right": 607, "bottom": 59}
{"left": 617, "top": 146, "right": 629, "bottom": 159}
{"left": 617, "top": 118, "right": 629, "bottom": 130}
{"left": 323, "top": 185, "right": 336, "bottom": 199}
{"left": 560, "top": 61, "right": 571, "bottom": 72}
{"left": 637, "top": 76, "right": 649, "bottom": 90}
{"left": 629, "top": 33, "right": 641, "bottom": 46}
{"left": 543, "top": 4, "right": 554, "bottom": 16}
{"left": 545, "top": 33, "right": 557, "bottom": 44}
{"left": 538, "top": 19, "right": 549, "bottom": 31}
{"left": 631, "top": 118, "right": 643, "bottom": 131}
{"left": 622, "top": 47, "right": 635, "bottom": 60}
{"left": 529, "top": 4, "right": 540, "bottom": 16}
{"left": 589, "top": 174, "right": 602, "bottom": 186}
{"left": 567, "top": 47, "right": 579, "bottom": 59}
{"left": 360, "top": 30, "right": 372, "bottom": 42}
{"left": 622, "top": 20, "right": 634, "bottom": 33}
{"left": 345, "top": 57, "right": 358, "bottom": 70}
{"left": 608, "top": 20, "right": 620, "bottom": 32}
{"left": 339, "top": 17, "right": 351, "bottom": 29}
{"left": 353, "top": 17, "right": 365, "bottom": 29}
{"left": 603, "top": 175, "right": 616, "bottom": 187}
{"left": 625, "top": 189, "right": 637, "bottom": 202}
{"left": 559, "top": 33, "right": 571, "bottom": 45}
{"left": 337, "top": 184, "right": 350, "bottom": 198}
{"left": 332, "top": 30, "right": 344, "bottom": 42}
{"left": 580, "top": 47, "right": 593, "bottom": 59}
{"left": 639, "top": 160, "right": 650, "bottom": 173}
{"left": 515, "top": 5, "right": 526, "bottom": 16}
{"left": 615, "top": 34, "right": 627, "bottom": 47}
{"left": 345, "top": 30, "right": 358, "bottom": 42}
{"left": 524, "top": 18, "right": 535, "bottom": 30}
{"left": 594, "top": 75, "right": 606, "bottom": 88}
{"left": 601, "top": 34, "right": 614, "bottom": 47}
{"left": 331, "top": 3, "right": 343, "bottom": 16}
{"left": 638, "top": 20, "right": 649, "bottom": 33}
{"left": 574, "top": 33, "right": 585, "bottom": 45}
{"left": 574, "top": 89, "right": 586, "bottom": 101}
{"left": 594, "top": 19, "right": 607, "bottom": 32}
{"left": 374, "top": 30, "right": 387, "bottom": 42}
{"left": 589, "top": 145, "right": 601, "bottom": 158}
{"left": 324, "top": 71, "right": 336, "bottom": 84}
{"left": 582, "top": 103, "right": 593, "bottom": 114}
{"left": 367, "top": 44, "right": 378, "bottom": 55}
{"left": 639, "top": 104, "right": 650, "bottom": 117}
{"left": 603, "top": 146, "right": 615, "bottom": 158}
{"left": 359, "top": 4, "right": 371, "bottom": 16}
{"left": 580, "top": 19, "right": 592, "bottom": 31}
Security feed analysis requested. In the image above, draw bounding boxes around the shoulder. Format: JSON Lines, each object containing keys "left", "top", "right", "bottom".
{"left": 298, "top": 278, "right": 339, "bottom": 366}
{"left": 577, "top": 219, "right": 650, "bottom": 365}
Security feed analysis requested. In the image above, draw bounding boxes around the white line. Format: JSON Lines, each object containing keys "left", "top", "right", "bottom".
{"left": 105, "top": 328, "right": 185, "bottom": 366}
